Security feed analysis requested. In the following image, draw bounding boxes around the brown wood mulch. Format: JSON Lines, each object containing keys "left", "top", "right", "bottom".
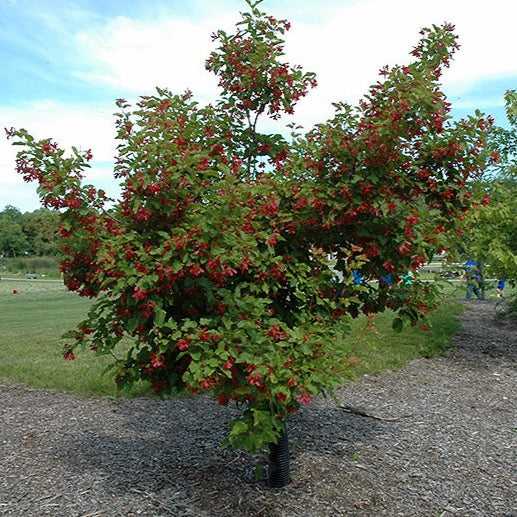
{"left": 1, "top": 299, "right": 515, "bottom": 516}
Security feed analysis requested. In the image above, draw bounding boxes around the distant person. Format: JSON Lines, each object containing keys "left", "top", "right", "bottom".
{"left": 401, "top": 272, "right": 412, "bottom": 285}
{"left": 462, "top": 259, "right": 482, "bottom": 300}
{"left": 496, "top": 279, "right": 506, "bottom": 300}
{"left": 352, "top": 270, "right": 363, "bottom": 285}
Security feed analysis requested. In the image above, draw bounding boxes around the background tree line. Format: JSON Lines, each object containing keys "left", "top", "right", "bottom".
{"left": 0, "top": 205, "right": 60, "bottom": 257}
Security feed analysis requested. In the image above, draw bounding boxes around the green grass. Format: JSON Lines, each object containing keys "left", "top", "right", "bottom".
{"left": 0, "top": 278, "right": 147, "bottom": 397}
{"left": 0, "top": 278, "right": 466, "bottom": 398}
{"left": 343, "top": 301, "right": 464, "bottom": 380}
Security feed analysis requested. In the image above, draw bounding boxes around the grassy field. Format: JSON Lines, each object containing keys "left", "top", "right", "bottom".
{"left": 0, "top": 278, "right": 148, "bottom": 397}
{"left": 0, "top": 278, "right": 466, "bottom": 399}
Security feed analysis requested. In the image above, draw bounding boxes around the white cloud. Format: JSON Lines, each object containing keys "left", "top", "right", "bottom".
{"left": 1, "top": 100, "right": 115, "bottom": 159}
{"left": 73, "top": 14, "right": 230, "bottom": 101}
{"left": 281, "top": 0, "right": 517, "bottom": 126}
{"left": 3, "top": 0, "right": 517, "bottom": 211}
{"left": 67, "top": 0, "right": 516, "bottom": 128}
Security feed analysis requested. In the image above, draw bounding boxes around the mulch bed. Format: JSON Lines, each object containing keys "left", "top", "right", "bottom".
{"left": 1, "top": 299, "right": 515, "bottom": 516}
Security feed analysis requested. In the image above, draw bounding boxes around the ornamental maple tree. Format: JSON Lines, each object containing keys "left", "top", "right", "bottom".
{"left": 7, "top": 0, "right": 492, "bottom": 454}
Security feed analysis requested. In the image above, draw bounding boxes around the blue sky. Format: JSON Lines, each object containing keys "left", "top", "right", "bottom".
{"left": 1, "top": 0, "right": 516, "bottom": 212}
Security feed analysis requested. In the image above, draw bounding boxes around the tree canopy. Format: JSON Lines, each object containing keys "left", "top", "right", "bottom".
{"left": 459, "top": 90, "right": 517, "bottom": 283}
{"left": 7, "top": 1, "right": 492, "bottom": 452}
{"left": 0, "top": 205, "right": 60, "bottom": 257}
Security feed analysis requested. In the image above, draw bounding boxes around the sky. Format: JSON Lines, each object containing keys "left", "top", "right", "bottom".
{"left": 1, "top": 0, "right": 516, "bottom": 213}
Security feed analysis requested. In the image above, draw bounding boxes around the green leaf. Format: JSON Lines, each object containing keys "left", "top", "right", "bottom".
{"left": 217, "top": 163, "right": 231, "bottom": 175}
{"left": 154, "top": 308, "right": 166, "bottom": 327}
{"left": 230, "top": 419, "right": 249, "bottom": 436}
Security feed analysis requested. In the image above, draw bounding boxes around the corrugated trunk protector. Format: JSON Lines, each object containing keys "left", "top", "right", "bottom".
{"left": 268, "top": 425, "right": 290, "bottom": 487}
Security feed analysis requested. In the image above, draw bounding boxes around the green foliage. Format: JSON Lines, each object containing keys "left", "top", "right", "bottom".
{"left": 496, "top": 292, "right": 517, "bottom": 322}
{"left": 7, "top": 5, "right": 490, "bottom": 452}
{"left": 468, "top": 180, "right": 517, "bottom": 279}
{"left": 0, "top": 205, "right": 28, "bottom": 257}
{"left": 1, "top": 255, "right": 60, "bottom": 276}
{"left": 460, "top": 90, "right": 517, "bottom": 287}
{"left": 0, "top": 205, "right": 60, "bottom": 258}
{"left": 22, "top": 208, "right": 61, "bottom": 256}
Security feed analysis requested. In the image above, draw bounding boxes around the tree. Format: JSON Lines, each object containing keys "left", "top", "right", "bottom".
{"left": 22, "top": 208, "right": 61, "bottom": 256}
{"left": 470, "top": 91, "right": 517, "bottom": 280}
{"left": 457, "top": 90, "right": 516, "bottom": 311}
{"left": 465, "top": 176, "right": 516, "bottom": 281}
{"left": 0, "top": 205, "right": 28, "bottom": 257}
{"left": 6, "top": 1, "right": 491, "bottom": 484}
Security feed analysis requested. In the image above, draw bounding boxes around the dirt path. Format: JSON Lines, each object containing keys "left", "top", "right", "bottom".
{"left": 0, "top": 299, "right": 515, "bottom": 516}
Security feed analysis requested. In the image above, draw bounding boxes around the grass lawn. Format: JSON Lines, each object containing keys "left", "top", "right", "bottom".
{"left": 345, "top": 300, "right": 463, "bottom": 381}
{"left": 0, "top": 278, "right": 465, "bottom": 398}
{"left": 0, "top": 278, "right": 148, "bottom": 397}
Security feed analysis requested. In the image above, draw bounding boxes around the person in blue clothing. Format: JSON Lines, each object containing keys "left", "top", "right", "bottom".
{"left": 496, "top": 279, "right": 506, "bottom": 299}
{"left": 352, "top": 270, "right": 363, "bottom": 285}
{"left": 379, "top": 274, "right": 392, "bottom": 288}
{"left": 463, "top": 259, "right": 482, "bottom": 300}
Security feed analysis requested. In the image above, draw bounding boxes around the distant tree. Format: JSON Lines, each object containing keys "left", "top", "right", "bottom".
{"left": 22, "top": 208, "right": 61, "bottom": 256}
{"left": 462, "top": 90, "right": 517, "bottom": 284}
{"left": 0, "top": 205, "right": 28, "bottom": 257}
{"left": 1, "top": 204, "right": 24, "bottom": 222}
